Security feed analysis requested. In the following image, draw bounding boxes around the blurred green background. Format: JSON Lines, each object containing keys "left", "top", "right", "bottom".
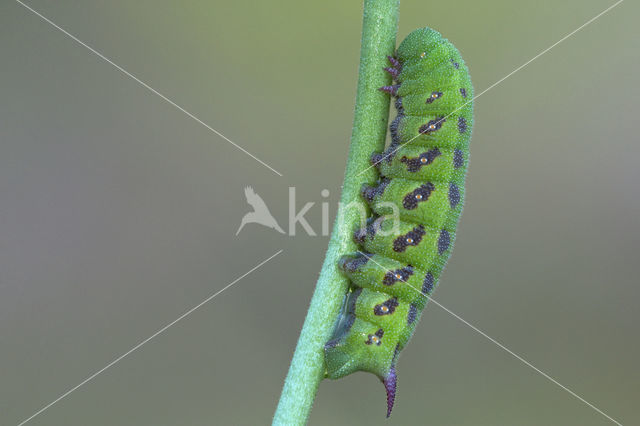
{"left": 1, "top": 0, "right": 638, "bottom": 425}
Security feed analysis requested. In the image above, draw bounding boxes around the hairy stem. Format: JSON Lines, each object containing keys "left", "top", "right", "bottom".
{"left": 273, "top": 1, "right": 399, "bottom": 424}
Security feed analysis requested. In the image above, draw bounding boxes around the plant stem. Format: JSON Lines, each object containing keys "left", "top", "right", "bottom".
{"left": 273, "top": 1, "right": 399, "bottom": 424}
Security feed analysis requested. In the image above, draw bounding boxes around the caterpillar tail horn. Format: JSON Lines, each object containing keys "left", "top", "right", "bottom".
{"left": 383, "top": 365, "right": 397, "bottom": 417}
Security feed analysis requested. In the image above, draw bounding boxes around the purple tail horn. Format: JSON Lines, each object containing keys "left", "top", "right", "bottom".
{"left": 383, "top": 366, "right": 397, "bottom": 418}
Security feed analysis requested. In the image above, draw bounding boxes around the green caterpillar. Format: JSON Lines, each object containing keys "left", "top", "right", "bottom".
{"left": 324, "top": 27, "right": 473, "bottom": 416}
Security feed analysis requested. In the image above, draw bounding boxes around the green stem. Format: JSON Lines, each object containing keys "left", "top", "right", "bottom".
{"left": 273, "top": 1, "right": 399, "bottom": 424}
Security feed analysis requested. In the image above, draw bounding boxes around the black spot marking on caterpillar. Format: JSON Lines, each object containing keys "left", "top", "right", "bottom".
{"left": 395, "top": 96, "right": 404, "bottom": 112}
{"left": 370, "top": 152, "right": 384, "bottom": 168}
{"left": 365, "top": 328, "right": 385, "bottom": 345}
{"left": 422, "top": 272, "right": 434, "bottom": 295}
{"left": 393, "top": 225, "right": 426, "bottom": 253}
{"left": 453, "top": 149, "right": 464, "bottom": 169}
{"left": 383, "top": 265, "right": 414, "bottom": 286}
{"left": 458, "top": 116, "right": 467, "bottom": 134}
{"left": 354, "top": 229, "right": 367, "bottom": 245}
{"left": 402, "top": 183, "right": 435, "bottom": 210}
{"left": 449, "top": 183, "right": 460, "bottom": 209}
{"left": 425, "top": 91, "right": 443, "bottom": 104}
{"left": 419, "top": 117, "right": 446, "bottom": 135}
{"left": 400, "top": 148, "right": 441, "bottom": 172}
{"left": 390, "top": 114, "right": 403, "bottom": 144}
{"left": 354, "top": 217, "right": 387, "bottom": 245}
{"left": 460, "top": 88, "right": 467, "bottom": 98}
{"left": 374, "top": 298, "right": 399, "bottom": 316}
{"left": 407, "top": 304, "right": 418, "bottom": 325}
{"left": 362, "top": 178, "right": 391, "bottom": 203}
{"left": 438, "top": 229, "right": 450, "bottom": 255}
{"left": 383, "top": 146, "right": 399, "bottom": 164}
{"left": 372, "top": 144, "right": 401, "bottom": 168}
{"left": 354, "top": 222, "right": 375, "bottom": 245}
{"left": 339, "top": 253, "right": 371, "bottom": 273}
{"left": 450, "top": 58, "right": 460, "bottom": 69}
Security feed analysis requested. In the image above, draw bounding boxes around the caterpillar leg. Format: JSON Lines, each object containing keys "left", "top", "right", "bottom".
{"left": 379, "top": 84, "right": 400, "bottom": 96}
